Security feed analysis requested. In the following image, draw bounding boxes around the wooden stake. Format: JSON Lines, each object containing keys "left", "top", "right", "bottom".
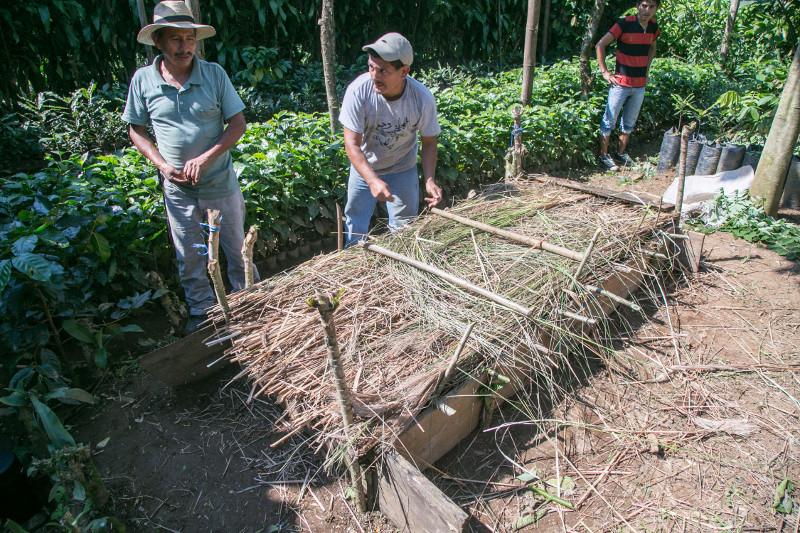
{"left": 336, "top": 202, "right": 344, "bottom": 252}
{"left": 363, "top": 242, "right": 535, "bottom": 317}
{"left": 307, "top": 291, "right": 366, "bottom": 513}
{"left": 241, "top": 225, "right": 257, "bottom": 289}
{"left": 431, "top": 207, "right": 584, "bottom": 262}
{"left": 206, "top": 209, "right": 230, "bottom": 322}
{"left": 574, "top": 227, "right": 601, "bottom": 279}
{"left": 433, "top": 322, "right": 475, "bottom": 397}
{"left": 673, "top": 122, "right": 695, "bottom": 226}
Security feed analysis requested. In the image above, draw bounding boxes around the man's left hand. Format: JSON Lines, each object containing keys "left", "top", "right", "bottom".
{"left": 183, "top": 154, "right": 211, "bottom": 186}
{"left": 424, "top": 178, "right": 443, "bottom": 207}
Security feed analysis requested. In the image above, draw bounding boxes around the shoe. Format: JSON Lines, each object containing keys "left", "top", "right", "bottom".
{"left": 599, "top": 154, "right": 619, "bottom": 172}
{"left": 184, "top": 313, "right": 208, "bottom": 335}
{"left": 615, "top": 152, "right": 635, "bottom": 167}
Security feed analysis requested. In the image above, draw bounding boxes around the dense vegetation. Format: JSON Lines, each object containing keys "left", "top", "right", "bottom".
{"left": 0, "top": 1, "right": 796, "bottom": 530}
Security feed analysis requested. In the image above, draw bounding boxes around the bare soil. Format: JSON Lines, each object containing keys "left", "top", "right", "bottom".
{"left": 75, "top": 154, "right": 800, "bottom": 532}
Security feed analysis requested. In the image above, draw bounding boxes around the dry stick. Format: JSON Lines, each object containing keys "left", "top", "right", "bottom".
{"left": 206, "top": 209, "right": 230, "bottom": 322}
{"left": 433, "top": 322, "right": 475, "bottom": 397}
{"left": 574, "top": 227, "right": 602, "bottom": 279}
{"left": 430, "top": 207, "right": 585, "bottom": 262}
{"left": 307, "top": 292, "right": 366, "bottom": 513}
{"left": 241, "top": 225, "right": 257, "bottom": 289}
{"left": 672, "top": 123, "right": 695, "bottom": 226}
{"left": 575, "top": 449, "right": 624, "bottom": 508}
{"left": 336, "top": 202, "right": 344, "bottom": 252}
{"left": 362, "top": 242, "right": 534, "bottom": 317}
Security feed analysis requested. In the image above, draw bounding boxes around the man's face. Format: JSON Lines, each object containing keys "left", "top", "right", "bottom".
{"left": 637, "top": 1, "right": 658, "bottom": 21}
{"left": 154, "top": 27, "right": 197, "bottom": 69}
{"left": 367, "top": 55, "right": 409, "bottom": 99}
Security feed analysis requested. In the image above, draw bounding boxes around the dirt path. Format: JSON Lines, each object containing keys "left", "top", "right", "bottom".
{"left": 76, "top": 164, "right": 799, "bottom": 532}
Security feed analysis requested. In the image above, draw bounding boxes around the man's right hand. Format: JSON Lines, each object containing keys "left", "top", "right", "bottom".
{"left": 601, "top": 71, "right": 619, "bottom": 86}
{"left": 368, "top": 178, "right": 395, "bottom": 202}
{"left": 161, "top": 164, "right": 192, "bottom": 185}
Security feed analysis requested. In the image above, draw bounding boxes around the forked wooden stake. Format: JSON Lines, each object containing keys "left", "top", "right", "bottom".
{"left": 206, "top": 209, "right": 230, "bottom": 322}
{"left": 307, "top": 291, "right": 366, "bottom": 513}
{"left": 241, "top": 225, "right": 258, "bottom": 289}
{"left": 336, "top": 202, "right": 344, "bottom": 252}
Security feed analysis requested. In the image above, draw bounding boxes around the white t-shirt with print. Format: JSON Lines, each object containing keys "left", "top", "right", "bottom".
{"left": 339, "top": 73, "right": 440, "bottom": 175}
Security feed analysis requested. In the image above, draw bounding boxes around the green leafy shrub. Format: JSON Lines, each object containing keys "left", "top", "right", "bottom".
{"left": 0, "top": 112, "right": 44, "bottom": 175}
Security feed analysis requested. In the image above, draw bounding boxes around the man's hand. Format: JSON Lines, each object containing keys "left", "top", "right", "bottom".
{"left": 424, "top": 177, "right": 443, "bottom": 207}
{"left": 601, "top": 71, "right": 619, "bottom": 86}
{"left": 160, "top": 163, "right": 192, "bottom": 185}
{"left": 183, "top": 154, "right": 211, "bottom": 186}
{"left": 368, "top": 178, "right": 395, "bottom": 202}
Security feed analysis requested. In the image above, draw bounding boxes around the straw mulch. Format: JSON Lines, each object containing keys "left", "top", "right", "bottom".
{"left": 209, "top": 180, "right": 672, "bottom": 468}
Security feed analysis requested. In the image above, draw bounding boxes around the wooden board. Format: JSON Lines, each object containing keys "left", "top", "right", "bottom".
{"left": 378, "top": 451, "right": 468, "bottom": 533}
{"left": 138, "top": 325, "right": 231, "bottom": 386}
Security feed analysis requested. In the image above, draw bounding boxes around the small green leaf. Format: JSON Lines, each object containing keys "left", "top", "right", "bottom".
{"left": 12, "top": 235, "right": 38, "bottom": 255}
{"left": 73, "top": 481, "right": 86, "bottom": 501}
{"left": 62, "top": 319, "right": 94, "bottom": 344}
{"left": 11, "top": 253, "right": 61, "bottom": 283}
{"left": 0, "top": 391, "right": 29, "bottom": 407}
{"left": 773, "top": 478, "right": 796, "bottom": 515}
{"left": 94, "top": 346, "right": 108, "bottom": 368}
{"left": 516, "top": 471, "right": 538, "bottom": 483}
{"left": 44, "top": 387, "right": 95, "bottom": 405}
{"left": 0, "top": 259, "right": 11, "bottom": 293}
{"left": 92, "top": 232, "right": 111, "bottom": 262}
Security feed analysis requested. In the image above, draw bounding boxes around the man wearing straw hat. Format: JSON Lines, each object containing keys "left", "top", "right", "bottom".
{"left": 123, "top": 0, "right": 256, "bottom": 334}
{"left": 339, "top": 32, "right": 443, "bottom": 246}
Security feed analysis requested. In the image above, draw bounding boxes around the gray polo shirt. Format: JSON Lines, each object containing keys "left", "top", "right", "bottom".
{"left": 339, "top": 73, "right": 440, "bottom": 175}
{"left": 122, "top": 56, "right": 245, "bottom": 199}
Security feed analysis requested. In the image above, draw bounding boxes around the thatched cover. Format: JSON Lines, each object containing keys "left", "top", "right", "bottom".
{"left": 209, "top": 180, "right": 669, "bottom": 468}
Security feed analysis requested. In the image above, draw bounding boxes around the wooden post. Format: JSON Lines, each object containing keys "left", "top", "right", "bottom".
{"left": 185, "top": 0, "right": 205, "bottom": 58}
{"left": 520, "top": 0, "right": 541, "bottom": 104}
{"left": 319, "top": 0, "right": 339, "bottom": 134}
{"left": 336, "top": 202, "right": 344, "bottom": 252}
{"left": 307, "top": 291, "right": 366, "bottom": 513}
{"left": 135, "top": 0, "right": 155, "bottom": 64}
{"left": 206, "top": 209, "right": 230, "bottom": 322}
{"left": 241, "top": 226, "right": 257, "bottom": 289}
{"left": 579, "top": 0, "right": 606, "bottom": 98}
{"left": 673, "top": 123, "right": 693, "bottom": 226}
{"left": 719, "top": 0, "right": 740, "bottom": 67}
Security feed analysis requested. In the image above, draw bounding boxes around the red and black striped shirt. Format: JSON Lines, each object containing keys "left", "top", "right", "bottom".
{"left": 608, "top": 15, "right": 660, "bottom": 88}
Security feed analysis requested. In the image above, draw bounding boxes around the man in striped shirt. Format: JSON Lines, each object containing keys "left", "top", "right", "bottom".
{"left": 595, "top": 0, "right": 660, "bottom": 171}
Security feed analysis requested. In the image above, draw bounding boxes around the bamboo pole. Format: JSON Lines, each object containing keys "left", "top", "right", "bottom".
{"left": 433, "top": 322, "right": 475, "bottom": 397}
{"left": 430, "top": 207, "right": 584, "bottom": 262}
{"left": 241, "top": 225, "right": 257, "bottom": 289}
{"left": 206, "top": 209, "right": 230, "bottom": 322}
{"left": 318, "top": 0, "right": 339, "bottom": 134}
{"left": 362, "top": 242, "right": 535, "bottom": 317}
{"left": 307, "top": 291, "right": 366, "bottom": 513}
{"left": 135, "top": 0, "right": 154, "bottom": 63}
{"left": 520, "top": 0, "right": 541, "bottom": 104}
{"left": 574, "top": 227, "right": 601, "bottom": 279}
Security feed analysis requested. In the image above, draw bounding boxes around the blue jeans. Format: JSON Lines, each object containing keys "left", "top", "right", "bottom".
{"left": 163, "top": 183, "right": 259, "bottom": 316}
{"left": 599, "top": 85, "right": 646, "bottom": 137}
{"left": 344, "top": 165, "right": 420, "bottom": 246}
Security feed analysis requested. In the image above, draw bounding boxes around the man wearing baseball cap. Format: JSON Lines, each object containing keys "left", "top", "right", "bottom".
{"left": 339, "top": 32, "right": 443, "bottom": 246}
{"left": 122, "top": 1, "right": 257, "bottom": 333}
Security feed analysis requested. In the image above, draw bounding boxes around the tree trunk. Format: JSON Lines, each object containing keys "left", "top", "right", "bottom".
{"left": 184, "top": 0, "right": 205, "bottom": 58}
{"left": 750, "top": 43, "right": 800, "bottom": 215}
{"left": 319, "top": 0, "right": 339, "bottom": 134}
{"left": 135, "top": 0, "right": 154, "bottom": 64}
{"left": 719, "top": 0, "right": 740, "bottom": 66}
{"left": 579, "top": 0, "right": 606, "bottom": 98}
{"left": 540, "top": 0, "right": 551, "bottom": 64}
{"left": 520, "top": 0, "right": 541, "bottom": 105}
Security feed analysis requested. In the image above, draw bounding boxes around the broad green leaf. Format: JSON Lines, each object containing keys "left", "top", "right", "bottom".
{"left": 12, "top": 235, "right": 37, "bottom": 255}
{"left": 62, "top": 319, "right": 94, "bottom": 344}
{"left": 73, "top": 481, "right": 86, "bottom": 501}
{"left": 115, "top": 324, "right": 145, "bottom": 334}
{"left": 11, "top": 253, "right": 61, "bottom": 282}
{"left": 0, "top": 391, "right": 29, "bottom": 407}
{"left": 516, "top": 471, "right": 538, "bottom": 483}
{"left": 92, "top": 232, "right": 111, "bottom": 262}
{"left": 10, "top": 367, "right": 35, "bottom": 390}
{"left": 30, "top": 395, "right": 75, "bottom": 448}
{"left": 44, "top": 387, "right": 95, "bottom": 405}
{"left": 0, "top": 259, "right": 11, "bottom": 293}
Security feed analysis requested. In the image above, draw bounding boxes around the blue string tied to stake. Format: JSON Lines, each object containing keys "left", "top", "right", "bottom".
{"left": 193, "top": 216, "right": 223, "bottom": 256}
{"left": 509, "top": 125, "right": 524, "bottom": 148}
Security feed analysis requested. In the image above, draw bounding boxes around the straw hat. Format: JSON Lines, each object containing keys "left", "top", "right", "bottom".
{"left": 137, "top": 1, "right": 216, "bottom": 46}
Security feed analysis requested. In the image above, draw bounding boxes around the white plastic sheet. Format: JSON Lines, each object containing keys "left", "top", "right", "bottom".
{"left": 662, "top": 165, "right": 755, "bottom": 213}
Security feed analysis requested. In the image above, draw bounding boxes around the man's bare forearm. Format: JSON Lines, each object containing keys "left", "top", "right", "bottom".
{"left": 129, "top": 124, "right": 170, "bottom": 174}
{"left": 421, "top": 136, "right": 438, "bottom": 182}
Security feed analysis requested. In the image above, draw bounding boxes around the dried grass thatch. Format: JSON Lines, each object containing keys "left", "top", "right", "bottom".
{"left": 208, "top": 180, "right": 673, "bottom": 468}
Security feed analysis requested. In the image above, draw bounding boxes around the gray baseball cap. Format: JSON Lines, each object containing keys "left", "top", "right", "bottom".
{"left": 362, "top": 32, "right": 413, "bottom": 66}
